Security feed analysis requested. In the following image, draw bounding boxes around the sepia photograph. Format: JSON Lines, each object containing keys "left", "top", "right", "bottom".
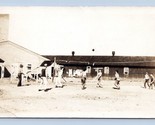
{"left": 0, "top": 6, "right": 155, "bottom": 118}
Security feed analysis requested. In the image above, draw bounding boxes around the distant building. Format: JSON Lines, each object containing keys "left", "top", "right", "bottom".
{"left": 42, "top": 55, "right": 155, "bottom": 79}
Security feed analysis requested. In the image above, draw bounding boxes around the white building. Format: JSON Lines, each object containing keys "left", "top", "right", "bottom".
{"left": 0, "top": 41, "right": 49, "bottom": 80}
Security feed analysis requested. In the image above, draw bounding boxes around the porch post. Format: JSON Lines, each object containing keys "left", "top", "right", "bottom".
{"left": 1, "top": 64, "right": 4, "bottom": 79}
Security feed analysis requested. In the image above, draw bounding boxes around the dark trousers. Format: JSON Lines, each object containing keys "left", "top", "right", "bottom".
{"left": 81, "top": 77, "right": 86, "bottom": 89}
{"left": 144, "top": 79, "right": 149, "bottom": 88}
{"left": 17, "top": 73, "right": 22, "bottom": 86}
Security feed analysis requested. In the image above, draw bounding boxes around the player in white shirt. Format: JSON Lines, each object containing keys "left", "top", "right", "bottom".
{"left": 96, "top": 70, "right": 103, "bottom": 88}
{"left": 113, "top": 70, "right": 120, "bottom": 90}
{"left": 144, "top": 72, "right": 150, "bottom": 88}
{"left": 81, "top": 70, "right": 87, "bottom": 90}
{"left": 55, "top": 67, "right": 63, "bottom": 88}
{"left": 149, "top": 73, "right": 155, "bottom": 89}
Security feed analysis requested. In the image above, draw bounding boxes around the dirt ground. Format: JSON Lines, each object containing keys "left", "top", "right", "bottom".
{"left": 0, "top": 77, "right": 155, "bottom": 118}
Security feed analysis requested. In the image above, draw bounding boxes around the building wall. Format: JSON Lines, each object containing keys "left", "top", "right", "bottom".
{"left": 129, "top": 67, "right": 155, "bottom": 78}
{"left": 61, "top": 65, "right": 155, "bottom": 79}
{"left": 0, "top": 42, "right": 48, "bottom": 77}
{"left": 63, "top": 66, "right": 86, "bottom": 77}
{"left": 101, "top": 66, "right": 155, "bottom": 79}
{"left": 44, "top": 56, "right": 155, "bottom": 79}
{"left": 0, "top": 14, "right": 9, "bottom": 41}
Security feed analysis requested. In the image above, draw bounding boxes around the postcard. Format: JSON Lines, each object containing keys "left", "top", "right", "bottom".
{"left": 0, "top": 7, "right": 155, "bottom": 118}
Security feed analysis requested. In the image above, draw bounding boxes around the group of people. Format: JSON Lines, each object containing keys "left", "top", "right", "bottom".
{"left": 81, "top": 69, "right": 121, "bottom": 90}
{"left": 81, "top": 70, "right": 155, "bottom": 90}
{"left": 17, "top": 64, "right": 155, "bottom": 91}
{"left": 17, "top": 66, "right": 121, "bottom": 91}
{"left": 38, "top": 65, "right": 65, "bottom": 91}
{"left": 17, "top": 64, "right": 65, "bottom": 91}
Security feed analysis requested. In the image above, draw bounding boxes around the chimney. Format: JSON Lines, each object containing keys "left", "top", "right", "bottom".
{"left": 112, "top": 51, "right": 115, "bottom": 56}
{"left": 72, "top": 51, "right": 75, "bottom": 56}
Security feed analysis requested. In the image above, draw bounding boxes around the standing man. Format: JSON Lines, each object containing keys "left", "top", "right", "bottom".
{"left": 10, "top": 64, "right": 15, "bottom": 83}
{"left": 38, "top": 64, "right": 48, "bottom": 91}
{"left": 149, "top": 73, "right": 155, "bottom": 89}
{"left": 38, "top": 74, "right": 43, "bottom": 90}
{"left": 52, "top": 57, "right": 57, "bottom": 83}
{"left": 55, "top": 66, "right": 63, "bottom": 88}
{"left": 96, "top": 70, "right": 103, "bottom": 88}
{"left": 144, "top": 72, "right": 150, "bottom": 89}
{"left": 17, "top": 64, "right": 24, "bottom": 87}
{"left": 54, "top": 65, "right": 60, "bottom": 88}
{"left": 81, "top": 69, "right": 87, "bottom": 90}
{"left": 113, "top": 70, "right": 120, "bottom": 90}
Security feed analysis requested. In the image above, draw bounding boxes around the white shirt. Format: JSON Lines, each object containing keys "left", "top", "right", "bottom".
{"left": 145, "top": 74, "right": 149, "bottom": 80}
{"left": 82, "top": 71, "right": 87, "bottom": 78}
{"left": 115, "top": 72, "right": 120, "bottom": 81}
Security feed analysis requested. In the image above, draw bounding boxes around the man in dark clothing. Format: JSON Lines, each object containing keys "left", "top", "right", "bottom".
{"left": 81, "top": 70, "right": 87, "bottom": 90}
{"left": 149, "top": 73, "right": 155, "bottom": 89}
{"left": 17, "top": 64, "right": 24, "bottom": 87}
{"left": 17, "top": 72, "right": 22, "bottom": 86}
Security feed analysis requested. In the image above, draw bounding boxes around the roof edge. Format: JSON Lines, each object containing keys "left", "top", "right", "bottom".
{"left": 0, "top": 41, "right": 49, "bottom": 61}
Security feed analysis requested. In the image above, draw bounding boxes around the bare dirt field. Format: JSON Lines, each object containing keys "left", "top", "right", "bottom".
{"left": 0, "top": 77, "right": 155, "bottom": 118}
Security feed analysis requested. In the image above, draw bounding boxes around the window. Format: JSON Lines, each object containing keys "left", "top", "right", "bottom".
{"left": 27, "top": 64, "right": 31, "bottom": 70}
{"left": 104, "top": 67, "right": 109, "bottom": 74}
{"left": 94, "top": 67, "right": 103, "bottom": 73}
{"left": 124, "top": 67, "right": 129, "bottom": 75}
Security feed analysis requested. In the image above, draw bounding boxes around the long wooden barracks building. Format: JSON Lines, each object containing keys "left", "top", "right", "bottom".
{"left": 42, "top": 55, "right": 155, "bottom": 79}
{"left": 0, "top": 43, "right": 155, "bottom": 79}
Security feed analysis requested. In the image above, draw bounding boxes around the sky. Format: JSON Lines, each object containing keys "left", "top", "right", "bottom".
{"left": 1, "top": 7, "right": 155, "bottom": 56}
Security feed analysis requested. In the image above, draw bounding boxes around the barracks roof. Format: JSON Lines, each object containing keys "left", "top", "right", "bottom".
{"left": 42, "top": 55, "right": 155, "bottom": 68}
